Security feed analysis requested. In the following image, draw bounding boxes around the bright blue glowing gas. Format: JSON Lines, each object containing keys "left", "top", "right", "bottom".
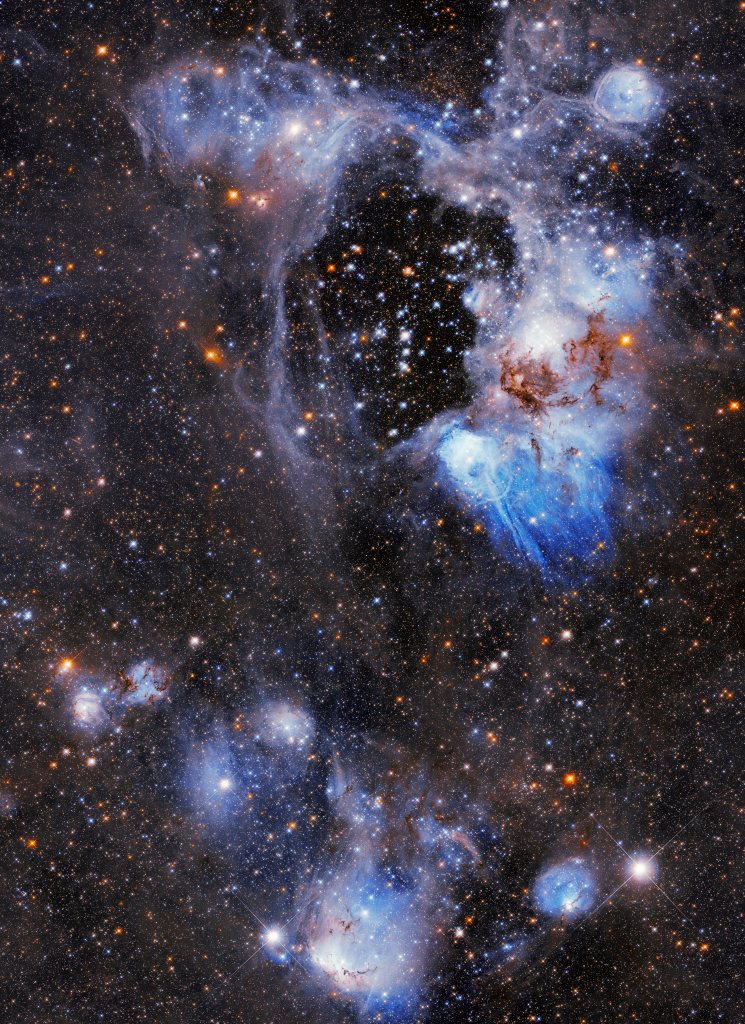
{"left": 438, "top": 423, "right": 617, "bottom": 574}
{"left": 593, "top": 66, "right": 663, "bottom": 125}
{"left": 534, "top": 858, "right": 595, "bottom": 918}
{"left": 559, "top": 241, "right": 654, "bottom": 322}
{"left": 123, "top": 659, "right": 169, "bottom": 705}
{"left": 304, "top": 861, "right": 432, "bottom": 1013}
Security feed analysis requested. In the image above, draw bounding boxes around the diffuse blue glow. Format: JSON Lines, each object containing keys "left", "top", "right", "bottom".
{"left": 534, "top": 858, "right": 595, "bottom": 918}
{"left": 593, "top": 66, "right": 663, "bottom": 125}
{"left": 439, "top": 233, "right": 651, "bottom": 575}
{"left": 131, "top": 50, "right": 394, "bottom": 258}
{"left": 303, "top": 860, "right": 431, "bottom": 1011}
{"left": 187, "top": 729, "right": 244, "bottom": 818}
{"left": 439, "top": 423, "right": 617, "bottom": 573}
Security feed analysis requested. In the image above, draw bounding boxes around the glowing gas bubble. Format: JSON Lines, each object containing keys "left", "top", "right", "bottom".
{"left": 305, "top": 880, "right": 422, "bottom": 1002}
{"left": 72, "top": 689, "right": 108, "bottom": 729}
{"left": 534, "top": 858, "right": 595, "bottom": 918}
{"left": 253, "top": 701, "right": 316, "bottom": 751}
{"left": 438, "top": 424, "right": 617, "bottom": 574}
{"left": 593, "top": 66, "right": 663, "bottom": 125}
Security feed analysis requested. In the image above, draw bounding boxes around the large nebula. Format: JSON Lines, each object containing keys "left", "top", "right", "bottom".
{"left": 129, "top": 29, "right": 669, "bottom": 580}
{"left": 1, "top": 3, "right": 740, "bottom": 1023}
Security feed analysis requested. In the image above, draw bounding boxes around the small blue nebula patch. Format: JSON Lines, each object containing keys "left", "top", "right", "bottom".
{"left": 438, "top": 424, "right": 617, "bottom": 575}
{"left": 534, "top": 858, "right": 595, "bottom": 918}
{"left": 122, "top": 659, "right": 169, "bottom": 705}
{"left": 593, "top": 66, "right": 663, "bottom": 125}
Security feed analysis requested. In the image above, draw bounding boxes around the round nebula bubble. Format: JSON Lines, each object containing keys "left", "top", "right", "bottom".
{"left": 72, "top": 689, "right": 108, "bottom": 729}
{"left": 534, "top": 858, "right": 595, "bottom": 918}
{"left": 593, "top": 66, "right": 663, "bottom": 125}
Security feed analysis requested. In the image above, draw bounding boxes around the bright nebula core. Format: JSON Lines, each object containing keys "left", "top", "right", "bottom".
{"left": 593, "top": 66, "right": 664, "bottom": 125}
{"left": 534, "top": 859, "right": 596, "bottom": 918}
{"left": 1, "top": 2, "right": 741, "bottom": 1023}
{"left": 304, "top": 869, "right": 425, "bottom": 1003}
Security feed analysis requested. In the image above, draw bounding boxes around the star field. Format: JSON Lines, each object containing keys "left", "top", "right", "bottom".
{"left": 0, "top": 2, "right": 743, "bottom": 1023}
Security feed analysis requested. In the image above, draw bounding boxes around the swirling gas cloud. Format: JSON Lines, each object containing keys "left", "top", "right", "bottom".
{"left": 124, "top": 41, "right": 674, "bottom": 1003}
{"left": 131, "top": 36, "right": 669, "bottom": 580}
{"left": 534, "top": 857, "right": 596, "bottom": 919}
{"left": 424, "top": 59, "right": 665, "bottom": 576}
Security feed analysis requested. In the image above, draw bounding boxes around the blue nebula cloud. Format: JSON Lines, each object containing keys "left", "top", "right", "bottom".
{"left": 131, "top": 39, "right": 670, "bottom": 580}
{"left": 303, "top": 860, "right": 432, "bottom": 1013}
{"left": 534, "top": 858, "right": 595, "bottom": 918}
{"left": 593, "top": 66, "right": 663, "bottom": 125}
{"left": 186, "top": 728, "right": 246, "bottom": 820}
{"left": 183, "top": 700, "right": 319, "bottom": 825}
{"left": 121, "top": 659, "right": 170, "bottom": 705}
{"left": 439, "top": 422, "right": 618, "bottom": 576}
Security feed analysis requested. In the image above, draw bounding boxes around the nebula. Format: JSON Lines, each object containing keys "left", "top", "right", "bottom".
{"left": 417, "top": 63, "right": 664, "bottom": 576}
{"left": 130, "top": 43, "right": 668, "bottom": 578}
{"left": 592, "top": 66, "right": 664, "bottom": 125}
{"left": 71, "top": 687, "right": 109, "bottom": 729}
{"left": 534, "top": 858, "right": 596, "bottom": 918}
{"left": 251, "top": 700, "right": 316, "bottom": 751}
{"left": 3, "top": 4, "right": 738, "bottom": 1023}
{"left": 303, "top": 857, "right": 433, "bottom": 1008}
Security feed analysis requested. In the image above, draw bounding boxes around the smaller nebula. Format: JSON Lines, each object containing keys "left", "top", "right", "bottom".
{"left": 303, "top": 860, "right": 432, "bottom": 1008}
{"left": 252, "top": 701, "right": 316, "bottom": 751}
{"left": 534, "top": 858, "right": 595, "bottom": 918}
{"left": 71, "top": 688, "right": 108, "bottom": 729}
{"left": 592, "top": 66, "right": 663, "bottom": 125}
{"left": 116, "top": 660, "right": 171, "bottom": 706}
